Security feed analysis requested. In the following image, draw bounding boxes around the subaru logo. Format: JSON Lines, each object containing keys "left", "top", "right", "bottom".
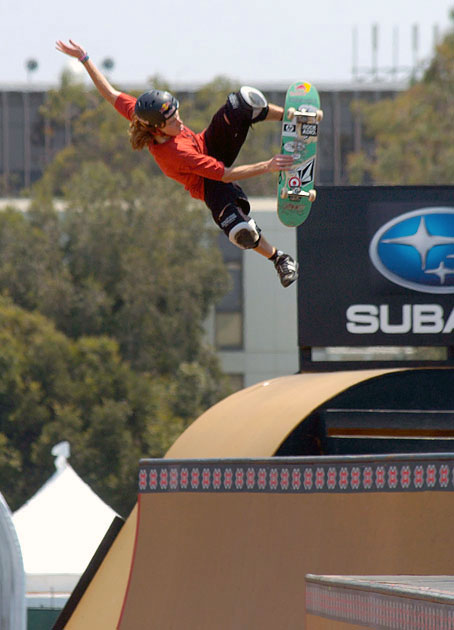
{"left": 369, "top": 208, "right": 454, "bottom": 294}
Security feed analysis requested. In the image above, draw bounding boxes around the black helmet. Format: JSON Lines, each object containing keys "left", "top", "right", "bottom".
{"left": 134, "top": 89, "right": 179, "bottom": 126}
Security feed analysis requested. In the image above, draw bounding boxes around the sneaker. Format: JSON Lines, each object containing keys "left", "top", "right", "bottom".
{"left": 273, "top": 251, "right": 299, "bottom": 288}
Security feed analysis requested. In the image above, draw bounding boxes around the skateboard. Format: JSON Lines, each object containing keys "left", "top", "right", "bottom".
{"left": 277, "top": 81, "right": 322, "bottom": 227}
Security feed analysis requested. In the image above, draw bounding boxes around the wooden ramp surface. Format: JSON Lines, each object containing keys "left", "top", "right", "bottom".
{"left": 165, "top": 369, "right": 402, "bottom": 458}
{"left": 118, "top": 454, "right": 454, "bottom": 630}
{"left": 54, "top": 368, "right": 454, "bottom": 629}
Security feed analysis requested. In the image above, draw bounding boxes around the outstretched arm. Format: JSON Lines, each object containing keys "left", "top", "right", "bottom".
{"left": 221, "top": 153, "right": 294, "bottom": 183}
{"left": 56, "top": 39, "right": 121, "bottom": 106}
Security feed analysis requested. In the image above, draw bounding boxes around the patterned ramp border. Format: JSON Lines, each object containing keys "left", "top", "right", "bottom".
{"left": 138, "top": 454, "right": 454, "bottom": 494}
{"left": 306, "top": 574, "right": 454, "bottom": 630}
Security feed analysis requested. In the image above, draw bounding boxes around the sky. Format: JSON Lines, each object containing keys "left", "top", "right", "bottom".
{"left": 1, "top": 0, "right": 454, "bottom": 88}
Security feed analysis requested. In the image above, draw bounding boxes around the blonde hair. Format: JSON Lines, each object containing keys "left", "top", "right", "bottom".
{"left": 128, "top": 115, "right": 161, "bottom": 151}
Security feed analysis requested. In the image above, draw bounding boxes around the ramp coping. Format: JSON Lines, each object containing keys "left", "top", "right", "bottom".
{"left": 138, "top": 453, "right": 454, "bottom": 495}
{"left": 306, "top": 574, "right": 454, "bottom": 628}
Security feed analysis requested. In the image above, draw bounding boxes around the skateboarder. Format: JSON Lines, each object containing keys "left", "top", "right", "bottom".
{"left": 56, "top": 39, "right": 298, "bottom": 287}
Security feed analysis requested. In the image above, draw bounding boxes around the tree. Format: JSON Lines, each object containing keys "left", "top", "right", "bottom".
{"left": 0, "top": 160, "right": 230, "bottom": 377}
{"left": 33, "top": 166, "right": 229, "bottom": 375}
{"left": 0, "top": 174, "right": 231, "bottom": 386}
{"left": 0, "top": 73, "right": 245, "bottom": 513}
{"left": 347, "top": 17, "right": 454, "bottom": 185}
{"left": 0, "top": 97, "right": 233, "bottom": 513}
{"left": 34, "top": 76, "right": 234, "bottom": 377}
{"left": 40, "top": 69, "right": 94, "bottom": 161}
{"left": 0, "top": 298, "right": 192, "bottom": 515}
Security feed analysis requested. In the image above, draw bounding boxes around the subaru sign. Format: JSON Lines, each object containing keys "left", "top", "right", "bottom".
{"left": 297, "top": 187, "right": 454, "bottom": 349}
{"left": 369, "top": 208, "right": 454, "bottom": 294}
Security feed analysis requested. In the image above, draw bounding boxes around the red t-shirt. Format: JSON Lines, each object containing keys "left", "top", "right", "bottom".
{"left": 114, "top": 93, "right": 225, "bottom": 201}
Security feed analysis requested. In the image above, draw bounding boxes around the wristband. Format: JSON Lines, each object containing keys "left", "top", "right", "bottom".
{"left": 78, "top": 53, "right": 89, "bottom": 64}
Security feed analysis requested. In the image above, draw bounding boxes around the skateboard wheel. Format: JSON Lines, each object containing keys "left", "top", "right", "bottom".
{"left": 286, "top": 107, "right": 295, "bottom": 120}
{"left": 315, "top": 109, "right": 323, "bottom": 123}
{"left": 308, "top": 189, "right": 317, "bottom": 202}
{"left": 280, "top": 189, "right": 289, "bottom": 199}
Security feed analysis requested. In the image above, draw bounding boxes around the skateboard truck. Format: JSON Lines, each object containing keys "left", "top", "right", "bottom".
{"left": 287, "top": 107, "right": 324, "bottom": 124}
{"left": 280, "top": 188, "right": 317, "bottom": 202}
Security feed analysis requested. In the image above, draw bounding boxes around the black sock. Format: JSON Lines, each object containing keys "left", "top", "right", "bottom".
{"left": 269, "top": 250, "right": 280, "bottom": 261}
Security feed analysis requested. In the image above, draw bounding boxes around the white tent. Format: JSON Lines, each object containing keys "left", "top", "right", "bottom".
{"left": 0, "top": 492, "right": 26, "bottom": 629}
{"left": 12, "top": 442, "right": 118, "bottom": 607}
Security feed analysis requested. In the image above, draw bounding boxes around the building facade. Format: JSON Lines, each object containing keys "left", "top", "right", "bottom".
{"left": 0, "top": 81, "right": 402, "bottom": 193}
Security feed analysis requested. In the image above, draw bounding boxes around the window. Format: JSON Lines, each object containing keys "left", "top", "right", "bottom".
{"left": 224, "top": 373, "right": 244, "bottom": 393}
{"left": 215, "top": 312, "right": 243, "bottom": 349}
{"left": 215, "top": 236, "right": 243, "bottom": 350}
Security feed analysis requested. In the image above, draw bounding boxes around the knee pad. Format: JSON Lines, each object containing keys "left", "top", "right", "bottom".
{"left": 226, "top": 87, "right": 269, "bottom": 125}
{"left": 218, "top": 204, "right": 261, "bottom": 250}
{"left": 239, "top": 86, "right": 269, "bottom": 122}
{"left": 230, "top": 219, "right": 261, "bottom": 249}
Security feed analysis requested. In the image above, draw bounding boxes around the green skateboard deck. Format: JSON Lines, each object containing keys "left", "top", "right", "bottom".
{"left": 277, "top": 81, "right": 322, "bottom": 227}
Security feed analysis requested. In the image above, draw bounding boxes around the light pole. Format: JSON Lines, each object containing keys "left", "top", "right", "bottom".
{"left": 25, "top": 58, "right": 38, "bottom": 83}
{"left": 101, "top": 58, "right": 115, "bottom": 75}
{"left": 23, "top": 60, "right": 39, "bottom": 189}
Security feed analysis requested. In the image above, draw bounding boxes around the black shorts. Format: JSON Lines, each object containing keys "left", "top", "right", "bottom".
{"left": 203, "top": 92, "right": 255, "bottom": 225}
{"left": 204, "top": 180, "right": 251, "bottom": 223}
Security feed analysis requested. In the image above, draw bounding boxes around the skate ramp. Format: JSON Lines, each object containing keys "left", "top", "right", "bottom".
{"left": 166, "top": 369, "right": 402, "bottom": 458}
{"left": 118, "top": 454, "right": 454, "bottom": 629}
{"left": 55, "top": 368, "right": 454, "bottom": 629}
{"left": 57, "top": 505, "right": 137, "bottom": 630}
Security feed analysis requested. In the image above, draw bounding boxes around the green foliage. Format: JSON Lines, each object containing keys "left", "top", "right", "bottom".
{"left": 61, "top": 166, "right": 229, "bottom": 374}
{"left": 41, "top": 69, "right": 91, "bottom": 124}
{"left": 39, "top": 99, "right": 160, "bottom": 195}
{"left": 2, "top": 172, "right": 229, "bottom": 376}
{"left": 0, "top": 298, "right": 190, "bottom": 514}
{"left": 0, "top": 72, "right": 244, "bottom": 513}
{"left": 347, "top": 19, "right": 454, "bottom": 184}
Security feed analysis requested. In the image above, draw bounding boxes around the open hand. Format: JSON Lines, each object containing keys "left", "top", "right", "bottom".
{"left": 55, "top": 39, "right": 86, "bottom": 59}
